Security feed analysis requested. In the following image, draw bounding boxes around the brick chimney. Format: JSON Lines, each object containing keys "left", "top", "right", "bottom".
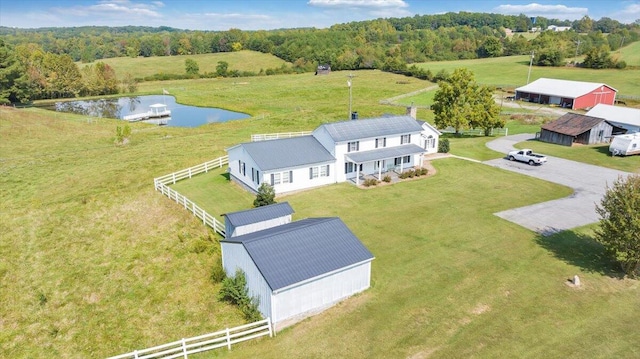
{"left": 406, "top": 104, "right": 417, "bottom": 119}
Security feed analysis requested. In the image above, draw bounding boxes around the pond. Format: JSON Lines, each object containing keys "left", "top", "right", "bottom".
{"left": 44, "top": 95, "right": 250, "bottom": 128}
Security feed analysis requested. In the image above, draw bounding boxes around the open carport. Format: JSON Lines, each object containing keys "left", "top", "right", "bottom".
{"left": 483, "top": 134, "right": 633, "bottom": 235}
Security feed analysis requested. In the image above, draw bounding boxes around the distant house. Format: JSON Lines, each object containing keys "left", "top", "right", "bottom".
{"left": 227, "top": 110, "right": 441, "bottom": 194}
{"left": 547, "top": 25, "right": 571, "bottom": 32}
{"left": 220, "top": 204, "right": 374, "bottom": 330}
{"left": 539, "top": 113, "right": 619, "bottom": 146}
{"left": 316, "top": 64, "right": 331, "bottom": 75}
{"left": 586, "top": 104, "right": 640, "bottom": 134}
{"left": 515, "top": 78, "right": 617, "bottom": 110}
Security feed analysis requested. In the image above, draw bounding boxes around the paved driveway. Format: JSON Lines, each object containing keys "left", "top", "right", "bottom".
{"left": 483, "top": 134, "right": 633, "bottom": 235}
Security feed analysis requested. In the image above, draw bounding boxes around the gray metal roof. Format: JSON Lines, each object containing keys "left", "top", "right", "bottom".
{"left": 541, "top": 113, "right": 609, "bottom": 136}
{"left": 345, "top": 144, "right": 425, "bottom": 163}
{"left": 586, "top": 104, "right": 640, "bottom": 128}
{"left": 515, "top": 78, "right": 617, "bottom": 99}
{"left": 316, "top": 115, "right": 424, "bottom": 142}
{"left": 222, "top": 218, "right": 374, "bottom": 291}
{"left": 239, "top": 135, "right": 335, "bottom": 171}
{"left": 223, "top": 202, "right": 294, "bottom": 227}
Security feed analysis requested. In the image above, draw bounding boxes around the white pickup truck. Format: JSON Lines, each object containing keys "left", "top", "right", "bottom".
{"left": 507, "top": 149, "right": 548, "bottom": 165}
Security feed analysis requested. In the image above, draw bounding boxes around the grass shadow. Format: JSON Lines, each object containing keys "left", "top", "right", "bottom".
{"left": 535, "top": 230, "right": 623, "bottom": 278}
{"left": 220, "top": 172, "right": 230, "bottom": 181}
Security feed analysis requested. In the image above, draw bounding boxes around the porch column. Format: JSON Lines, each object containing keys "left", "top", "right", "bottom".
{"left": 378, "top": 161, "right": 382, "bottom": 179}
{"left": 356, "top": 162, "right": 360, "bottom": 186}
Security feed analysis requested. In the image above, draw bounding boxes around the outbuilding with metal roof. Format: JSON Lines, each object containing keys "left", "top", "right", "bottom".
{"left": 515, "top": 78, "right": 617, "bottom": 110}
{"left": 220, "top": 209, "right": 374, "bottom": 330}
{"left": 539, "top": 113, "right": 619, "bottom": 146}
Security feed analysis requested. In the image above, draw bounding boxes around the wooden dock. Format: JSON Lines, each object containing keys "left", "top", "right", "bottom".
{"left": 123, "top": 103, "right": 171, "bottom": 122}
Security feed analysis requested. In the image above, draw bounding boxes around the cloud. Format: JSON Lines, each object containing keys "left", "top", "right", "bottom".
{"left": 308, "top": 0, "right": 409, "bottom": 10}
{"left": 609, "top": 3, "right": 640, "bottom": 24}
{"left": 308, "top": 0, "right": 411, "bottom": 19}
{"left": 494, "top": 3, "right": 588, "bottom": 20}
{"left": 57, "top": 0, "right": 164, "bottom": 20}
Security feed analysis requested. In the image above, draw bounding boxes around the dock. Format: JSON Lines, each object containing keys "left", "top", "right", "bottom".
{"left": 123, "top": 103, "right": 171, "bottom": 122}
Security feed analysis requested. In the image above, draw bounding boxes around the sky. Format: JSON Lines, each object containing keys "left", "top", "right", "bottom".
{"left": 1, "top": 0, "right": 639, "bottom": 31}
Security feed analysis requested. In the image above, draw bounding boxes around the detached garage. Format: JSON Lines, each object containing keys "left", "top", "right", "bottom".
{"left": 220, "top": 204, "right": 374, "bottom": 330}
{"left": 516, "top": 78, "right": 617, "bottom": 110}
{"left": 539, "top": 113, "right": 617, "bottom": 146}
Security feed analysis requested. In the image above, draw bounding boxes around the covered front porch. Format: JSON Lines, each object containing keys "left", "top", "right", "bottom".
{"left": 344, "top": 144, "right": 426, "bottom": 186}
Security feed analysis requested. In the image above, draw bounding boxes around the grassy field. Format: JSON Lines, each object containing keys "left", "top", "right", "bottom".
{"left": 171, "top": 161, "right": 639, "bottom": 359}
{"left": 416, "top": 44, "right": 640, "bottom": 95}
{"left": 79, "top": 50, "right": 290, "bottom": 79}
{"left": 2, "top": 66, "right": 639, "bottom": 358}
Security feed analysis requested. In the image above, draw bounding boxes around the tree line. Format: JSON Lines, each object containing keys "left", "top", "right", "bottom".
{"left": 1, "top": 12, "right": 638, "bottom": 104}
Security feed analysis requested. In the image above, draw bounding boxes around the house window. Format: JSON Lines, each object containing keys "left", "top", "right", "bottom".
{"left": 320, "top": 164, "right": 330, "bottom": 177}
{"left": 403, "top": 155, "right": 411, "bottom": 163}
{"left": 272, "top": 172, "right": 281, "bottom": 185}
{"left": 375, "top": 137, "right": 386, "bottom": 148}
{"left": 345, "top": 162, "right": 355, "bottom": 173}
{"left": 282, "top": 171, "right": 293, "bottom": 184}
{"left": 401, "top": 134, "right": 411, "bottom": 144}
{"left": 394, "top": 156, "right": 410, "bottom": 165}
{"left": 310, "top": 166, "right": 319, "bottom": 179}
{"left": 348, "top": 141, "right": 359, "bottom": 152}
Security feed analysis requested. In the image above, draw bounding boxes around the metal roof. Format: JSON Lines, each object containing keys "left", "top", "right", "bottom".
{"left": 541, "top": 113, "right": 609, "bottom": 136}
{"left": 345, "top": 144, "right": 425, "bottom": 163}
{"left": 238, "top": 135, "right": 335, "bottom": 171}
{"left": 223, "top": 202, "right": 294, "bottom": 227}
{"left": 222, "top": 217, "right": 374, "bottom": 291}
{"left": 586, "top": 104, "right": 640, "bottom": 128}
{"left": 316, "top": 115, "right": 424, "bottom": 142}
{"left": 516, "top": 78, "right": 617, "bottom": 99}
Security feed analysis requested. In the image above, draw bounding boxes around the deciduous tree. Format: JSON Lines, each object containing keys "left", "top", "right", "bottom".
{"left": 432, "top": 68, "right": 501, "bottom": 135}
{"left": 594, "top": 175, "right": 640, "bottom": 278}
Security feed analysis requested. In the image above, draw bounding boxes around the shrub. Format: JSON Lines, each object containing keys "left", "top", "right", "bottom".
{"left": 210, "top": 257, "right": 225, "bottom": 283}
{"left": 219, "top": 269, "right": 262, "bottom": 322}
{"left": 363, "top": 178, "right": 379, "bottom": 187}
{"left": 417, "top": 168, "right": 429, "bottom": 176}
{"left": 438, "top": 138, "right": 450, "bottom": 153}
{"left": 382, "top": 175, "right": 392, "bottom": 183}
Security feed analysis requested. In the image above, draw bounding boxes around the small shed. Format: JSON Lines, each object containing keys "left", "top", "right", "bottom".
{"left": 220, "top": 215, "right": 374, "bottom": 330}
{"left": 586, "top": 104, "right": 640, "bottom": 134}
{"left": 222, "top": 202, "right": 294, "bottom": 238}
{"left": 515, "top": 78, "right": 617, "bottom": 110}
{"left": 539, "top": 113, "right": 615, "bottom": 146}
{"left": 316, "top": 64, "right": 331, "bottom": 75}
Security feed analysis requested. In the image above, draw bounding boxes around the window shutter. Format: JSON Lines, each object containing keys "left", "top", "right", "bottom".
{"left": 326, "top": 165, "right": 330, "bottom": 176}
{"left": 309, "top": 167, "right": 313, "bottom": 179}
{"left": 289, "top": 171, "right": 293, "bottom": 183}
{"left": 270, "top": 173, "right": 274, "bottom": 185}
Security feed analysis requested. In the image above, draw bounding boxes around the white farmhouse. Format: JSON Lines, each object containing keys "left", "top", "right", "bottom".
{"left": 220, "top": 203, "right": 374, "bottom": 330}
{"left": 227, "top": 113, "right": 441, "bottom": 194}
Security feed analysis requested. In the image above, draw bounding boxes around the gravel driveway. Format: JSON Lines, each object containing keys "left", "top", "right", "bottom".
{"left": 483, "top": 134, "right": 633, "bottom": 235}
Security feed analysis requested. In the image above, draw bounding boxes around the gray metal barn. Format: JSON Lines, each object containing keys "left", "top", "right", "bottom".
{"left": 539, "top": 113, "right": 617, "bottom": 146}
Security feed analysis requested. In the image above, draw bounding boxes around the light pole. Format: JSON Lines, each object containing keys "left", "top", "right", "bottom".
{"left": 347, "top": 73, "right": 354, "bottom": 119}
{"left": 527, "top": 50, "right": 535, "bottom": 84}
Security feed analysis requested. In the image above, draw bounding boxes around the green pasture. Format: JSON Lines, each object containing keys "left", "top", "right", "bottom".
{"left": 416, "top": 51, "right": 640, "bottom": 95}
{"left": 2, "top": 65, "right": 639, "bottom": 358}
{"left": 80, "top": 50, "right": 290, "bottom": 79}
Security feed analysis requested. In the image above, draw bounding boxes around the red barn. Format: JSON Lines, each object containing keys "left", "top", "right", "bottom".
{"left": 515, "top": 78, "right": 617, "bottom": 110}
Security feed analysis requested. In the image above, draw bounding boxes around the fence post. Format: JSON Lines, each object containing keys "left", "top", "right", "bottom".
{"left": 202, "top": 208, "right": 206, "bottom": 225}
{"left": 172, "top": 173, "right": 176, "bottom": 184}
{"left": 188, "top": 168, "right": 192, "bottom": 178}
{"left": 505, "top": 128, "right": 508, "bottom": 136}
{"left": 226, "top": 328, "right": 231, "bottom": 350}
{"left": 134, "top": 350, "right": 139, "bottom": 359}
{"left": 205, "top": 162, "right": 208, "bottom": 173}
{"left": 182, "top": 338, "right": 188, "bottom": 359}
{"left": 267, "top": 318, "right": 273, "bottom": 337}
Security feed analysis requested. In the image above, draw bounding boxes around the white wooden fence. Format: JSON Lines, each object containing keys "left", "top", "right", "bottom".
{"left": 153, "top": 156, "right": 229, "bottom": 236}
{"left": 251, "top": 131, "right": 311, "bottom": 141}
{"left": 439, "top": 127, "right": 508, "bottom": 136}
{"left": 107, "top": 318, "right": 273, "bottom": 359}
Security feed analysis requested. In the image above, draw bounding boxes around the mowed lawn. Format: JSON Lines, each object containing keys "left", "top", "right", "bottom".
{"left": 2, "top": 64, "right": 639, "bottom": 358}
{"left": 173, "top": 160, "right": 639, "bottom": 358}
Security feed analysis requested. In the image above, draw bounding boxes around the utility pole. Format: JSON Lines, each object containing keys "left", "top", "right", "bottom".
{"left": 527, "top": 50, "right": 535, "bottom": 84}
{"left": 347, "top": 73, "right": 355, "bottom": 119}
{"left": 574, "top": 39, "right": 582, "bottom": 63}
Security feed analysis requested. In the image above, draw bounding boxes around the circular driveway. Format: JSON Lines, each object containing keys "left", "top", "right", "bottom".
{"left": 483, "top": 134, "right": 633, "bottom": 235}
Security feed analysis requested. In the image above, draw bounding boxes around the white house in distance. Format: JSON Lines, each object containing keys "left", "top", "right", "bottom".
{"left": 226, "top": 110, "right": 441, "bottom": 194}
{"left": 585, "top": 104, "right": 640, "bottom": 134}
{"left": 220, "top": 203, "right": 374, "bottom": 330}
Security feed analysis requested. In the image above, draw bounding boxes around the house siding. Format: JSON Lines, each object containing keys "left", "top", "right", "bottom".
{"left": 227, "top": 146, "right": 261, "bottom": 192}
{"left": 264, "top": 162, "right": 335, "bottom": 193}
{"left": 220, "top": 243, "right": 273, "bottom": 320}
{"left": 271, "top": 261, "right": 372, "bottom": 326}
